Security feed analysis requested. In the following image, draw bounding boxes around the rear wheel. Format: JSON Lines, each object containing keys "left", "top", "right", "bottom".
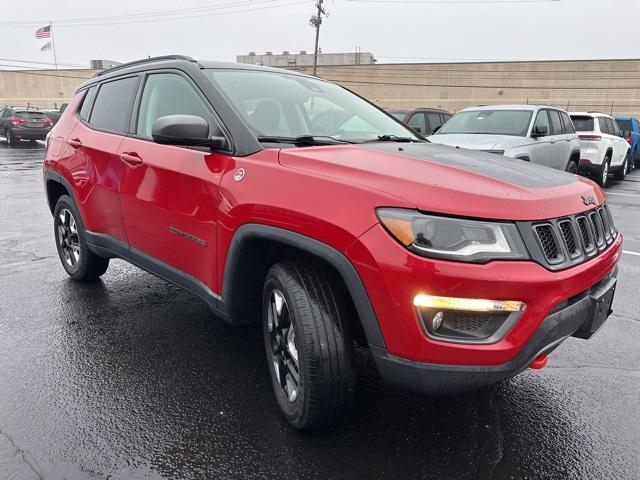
{"left": 262, "top": 259, "right": 356, "bottom": 430}
{"left": 614, "top": 154, "right": 628, "bottom": 181}
{"left": 53, "top": 195, "right": 109, "bottom": 280}
{"left": 5, "top": 129, "right": 16, "bottom": 147}
{"left": 596, "top": 156, "right": 610, "bottom": 187}
{"left": 565, "top": 160, "right": 578, "bottom": 174}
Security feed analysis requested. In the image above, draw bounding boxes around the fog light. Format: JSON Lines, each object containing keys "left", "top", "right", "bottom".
{"left": 413, "top": 294, "right": 524, "bottom": 313}
{"left": 432, "top": 311, "right": 444, "bottom": 331}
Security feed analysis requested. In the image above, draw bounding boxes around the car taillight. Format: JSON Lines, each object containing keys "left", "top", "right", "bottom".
{"left": 10, "top": 117, "right": 25, "bottom": 126}
{"left": 625, "top": 134, "right": 632, "bottom": 144}
{"left": 45, "top": 118, "right": 54, "bottom": 126}
{"left": 579, "top": 134, "right": 601, "bottom": 141}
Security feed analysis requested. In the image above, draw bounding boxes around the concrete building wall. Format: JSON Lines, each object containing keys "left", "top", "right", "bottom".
{"left": 237, "top": 51, "right": 376, "bottom": 67}
{"left": 294, "top": 59, "right": 640, "bottom": 117}
{"left": 0, "top": 69, "right": 98, "bottom": 109}
{"left": 1, "top": 59, "right": 639, "bottom": 117}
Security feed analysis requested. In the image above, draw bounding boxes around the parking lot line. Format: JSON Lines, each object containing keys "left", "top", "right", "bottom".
{"left": 607, "top": 192, "right": 640, "bottom": 198}
{"left": 623, "top": 250, "right": 640, "bottom": 257}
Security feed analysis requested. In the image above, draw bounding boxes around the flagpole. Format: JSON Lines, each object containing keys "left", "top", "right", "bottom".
{"left": 49, "top": 21, "right": 58, "bottom": 70}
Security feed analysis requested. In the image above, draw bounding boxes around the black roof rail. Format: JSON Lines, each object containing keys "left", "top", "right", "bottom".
{"left": 95, "top": 55, "right": 197, "bottom": 77}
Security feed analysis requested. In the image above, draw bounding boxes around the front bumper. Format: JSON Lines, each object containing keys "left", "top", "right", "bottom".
{"left": 371, "top": 271, "right": 617, "bottom": 394}
{"left": 346, "top": 222, "right": 622, "bottom": 376}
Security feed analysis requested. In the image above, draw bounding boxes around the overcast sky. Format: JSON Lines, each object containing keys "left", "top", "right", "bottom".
{"left": 1, "top": 0, "right": 639, "bottom": 69}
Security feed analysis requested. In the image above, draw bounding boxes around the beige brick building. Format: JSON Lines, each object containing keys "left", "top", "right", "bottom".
{"left": 2, "top": 59, "right": 639, "bottom": 117}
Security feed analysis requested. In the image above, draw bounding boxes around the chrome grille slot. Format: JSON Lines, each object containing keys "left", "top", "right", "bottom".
{"left": 534, "top": 224, "right": 563, "bottom": 263}
{"left": 558, "top": 220, "right": 580, "bottom": 258}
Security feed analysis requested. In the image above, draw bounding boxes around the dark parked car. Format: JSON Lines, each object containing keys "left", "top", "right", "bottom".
{"left": 386, "top": 107, "right": 452, "bottom": 135}
{"left": 0, "top": 107, "right": 53, "bottom": 146}
{"left": 615, "top": 116, "right": 640, "bottom": 168}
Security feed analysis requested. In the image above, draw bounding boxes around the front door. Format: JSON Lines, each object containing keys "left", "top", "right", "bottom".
{"left": 118, "top": 72, "right": 231, "bottom": 289}
{"left": 528, "top": 109, "right": 557, "bottom": 168}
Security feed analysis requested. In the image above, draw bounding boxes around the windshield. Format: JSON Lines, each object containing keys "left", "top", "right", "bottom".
{"left": 616, "top": 119, "right": 632, "bottom": 131}
{"left": 571, "top": 116, "right": 595, "bottom": 132}
{"left": 436, "top": 109, "right": 533, "bottom": 136}
{"left": 206, "top": 69, "right": 418, "bottom": 143}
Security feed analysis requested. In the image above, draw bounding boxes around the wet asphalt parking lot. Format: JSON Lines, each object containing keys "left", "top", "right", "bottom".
{"left": 0, "top": 142, "right": 638, "bottom": 480}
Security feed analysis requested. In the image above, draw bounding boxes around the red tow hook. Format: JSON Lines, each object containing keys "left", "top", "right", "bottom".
{"left": 529, "top": 354, "right": 548, "bottom": 370}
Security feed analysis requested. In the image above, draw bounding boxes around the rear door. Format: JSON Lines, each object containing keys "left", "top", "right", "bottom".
{"left": 609, "top": 117, "right": 628, "bottom": 167}
{"left": 547, "top": 109, "right": 568, "bottom": 170}
{"left": 118, "top": 71, "right": 232, "bottom": 288}
{"left": 66, "top": 76, "right": 139, "bottom": 245}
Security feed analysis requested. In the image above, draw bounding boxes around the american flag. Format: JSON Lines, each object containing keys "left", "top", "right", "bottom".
{"left": 35, "top": 25, "right": 51, "bottom": 39}
{"left": 40, "top": 41, "right": 52, "bottom": 52}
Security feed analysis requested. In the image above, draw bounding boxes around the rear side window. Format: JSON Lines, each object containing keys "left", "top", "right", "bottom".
{"left": 548, "top": 110, "right": 563, "bottom": 135}
{"left": 136, "top": 73, "right": 212, "bottom": 138}
{"left": 570, "top": 116, "right": 594, "bottom": 131}
{"left": 560, "top": 112, "right": 575, "bottom": 134}
{"left": 78, "top": 86, "right": 97, "bottom": 121}
{"left": 15, "top": 111, "right": 47, "bottom": 120}
{"left": 427, "top": 112, "right": 443, "bottom": 134}
{"left": 89, "top": 76, "right": 139, "bottom": 133}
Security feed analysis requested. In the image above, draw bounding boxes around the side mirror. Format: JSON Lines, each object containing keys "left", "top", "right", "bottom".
{"left": 621, "top": 130, "right": 630, "bottom": 138}
{"left": 532, "top": 125, "right": 549, "bottom": 138}
{"left": 432, "top": 126, "right": 441, "bottom": 134}
{"left": 152, "top": 114, "right": 227, "bottom": 150}
{"left": 411, "top": 126, "right": 423, "bottom": 134}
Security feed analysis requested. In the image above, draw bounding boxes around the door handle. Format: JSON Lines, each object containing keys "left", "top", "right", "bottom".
{"left": 120, "top": 152, "right": 143, "bottom": 167}
{"left": 67, "top": 138, "right": 82, "bottom": 148}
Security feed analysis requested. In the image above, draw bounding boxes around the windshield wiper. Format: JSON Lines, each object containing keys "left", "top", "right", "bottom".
{"left": 367, "top": 134, "right": 424, "bottom": 143}
{"left": 257, "top": 135, "right": 354, "bottom": 146}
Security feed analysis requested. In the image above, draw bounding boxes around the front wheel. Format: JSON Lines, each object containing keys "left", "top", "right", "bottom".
{"left": 262, "top": 260, "right": 356, "bottom": 430}
{"left": 53, "top": 195, "right": 109, "bottom": 280}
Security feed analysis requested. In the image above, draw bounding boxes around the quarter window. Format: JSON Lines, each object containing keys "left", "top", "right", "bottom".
{"left": 560, "top": 112, "right": 575, "bottom": 134}
{"left": 89, "top": 76, "right": 139, "bottom": 133}
{"left": 78, "top": 86, "right": 96, "bottom": 121}
{"left": 598, "top": 117, "right": 611, "bottom": 135}
{"left": 610, "top": 118, "right": 621, "bottom": 136}
{"left": 136, "top": 73, "right": 212, "bottom": 138}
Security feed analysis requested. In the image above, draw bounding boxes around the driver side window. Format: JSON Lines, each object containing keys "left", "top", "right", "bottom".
{"left": 136, "top": 73, "right": 212, "bottom": 138}
{"left": 533, "top": 110, "right": 550, "bottom": 135}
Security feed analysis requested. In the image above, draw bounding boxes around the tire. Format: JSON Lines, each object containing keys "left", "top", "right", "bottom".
{"left": 53, "top": 195, "right": 109, "bottom": 280}
{"left": 565, "top": 160, "right": 578, "bottom": 174}
{"left": 614, "top": 154, "right": 628, "bottom": 181}
{"left": 5, "top": 129, "right": 16, "bottom": 147}
{"left": 262, "top": 259, "right": 356, "bottom": 430}
{"left": 596, "top": 156, "right": 610, "bottom": 187}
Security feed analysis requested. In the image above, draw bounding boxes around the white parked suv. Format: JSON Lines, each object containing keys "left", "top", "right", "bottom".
{"left": 429, "top": 105, "right": 581, "bottom": 172}
{"left": 569, "top": 112, "right": 631, "bottom": 187}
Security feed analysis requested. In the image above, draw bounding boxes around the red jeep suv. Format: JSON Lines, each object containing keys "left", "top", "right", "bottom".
{"left": 43, "top": 56, "right": 622, "bottom": 430}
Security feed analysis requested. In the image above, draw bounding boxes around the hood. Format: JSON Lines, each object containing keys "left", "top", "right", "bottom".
{"left": 428, "top": 133, "right": 527, "bottom": 151}
{"left": 278, "top": 142, "right": 605, "bottom": 221}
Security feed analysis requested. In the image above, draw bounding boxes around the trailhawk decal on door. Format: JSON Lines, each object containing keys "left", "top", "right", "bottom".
{"left": 168, "top": 226, "right": 207, "bottom": 247}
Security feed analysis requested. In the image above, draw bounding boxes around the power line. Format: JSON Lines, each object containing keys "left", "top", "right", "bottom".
{"left": 346, "top": 0, "right": 561, "bottom": 3}
{"left": 0, "top": 58, "right": 88, "bottom": 69}
{"left": 0, "top": 1, "right": 311, "bottom": 28}
{"left": 0, "top": 65, "right": 93, "bottom": 80}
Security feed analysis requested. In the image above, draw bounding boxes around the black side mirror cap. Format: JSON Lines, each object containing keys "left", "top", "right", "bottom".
{"left": 532, "top": 125, "right": 549, "bottom": 137}
{"left": 152, "top": 114, "right": 228, "bottom": 150}
{"left": 432, "top": 126, "right": 441, "bottom": 134}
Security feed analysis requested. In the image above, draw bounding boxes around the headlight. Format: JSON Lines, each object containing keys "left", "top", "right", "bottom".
{"left": 377, "top": 208, "right": 529, "bottom": 263}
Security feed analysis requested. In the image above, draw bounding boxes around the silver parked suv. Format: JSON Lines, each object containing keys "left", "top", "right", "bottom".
{"left": 429, "top": 105, "right": 581, "bottom": 172}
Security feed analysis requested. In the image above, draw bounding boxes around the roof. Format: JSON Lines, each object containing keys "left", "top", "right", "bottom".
{"left": 569, "top": 111, "right": 613, "bottom": 117}
{"left": 385, "top": 107, "right": 451, "bottom": 114}
{"left": 76, "top": 54, "right": 318, "bottom": 92}
{"left": 461, "top": 104, "right": 567, "bottom": 112}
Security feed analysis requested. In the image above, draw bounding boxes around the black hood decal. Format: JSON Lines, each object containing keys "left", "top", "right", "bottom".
{"left": 361, "top": 143, "right": 575, "bottom": 189}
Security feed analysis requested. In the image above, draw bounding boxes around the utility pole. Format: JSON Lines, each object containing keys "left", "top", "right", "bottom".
{"left": 310, "top": 0, "right": 326, "bottom": 76}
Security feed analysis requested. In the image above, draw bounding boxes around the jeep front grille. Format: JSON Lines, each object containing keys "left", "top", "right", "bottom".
{"left": 525, "top": 205, "right": 617, "bottom": 270}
